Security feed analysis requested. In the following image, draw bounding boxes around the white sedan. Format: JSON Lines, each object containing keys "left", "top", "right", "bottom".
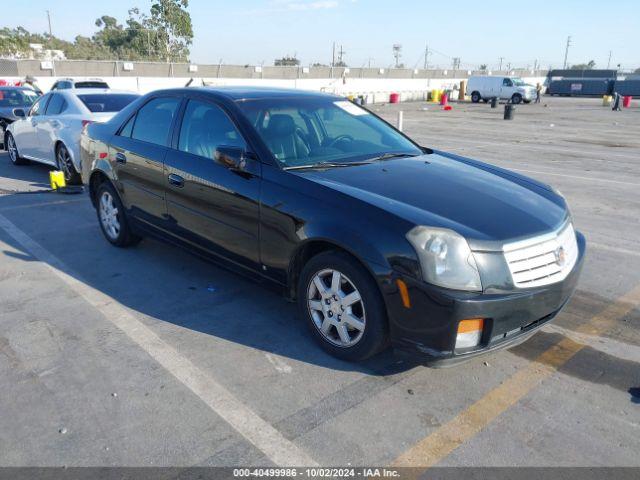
{"left": 4, "top": 89, "right": 139, "bottom": 184}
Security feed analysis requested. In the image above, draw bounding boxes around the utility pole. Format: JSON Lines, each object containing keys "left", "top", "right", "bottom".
{"left": 423, "top": 43, "right": 430, "bottom": 69}
{"left": 337, "top": 45, "right": 346, "bottom": 65}
{"left": 46, "top": 10, "right": 52, "bottom": 37}
{"left": 499, "top": 57, "right": 504, "bottom": 71}
{"left": 607, "top": 50, "right": 612, "bottom": 69}
{"left": 332, "top": 42, "right": 336, "bottom": 68}
{"left": 563, "top": 36, "right": 572, "bottom": 69}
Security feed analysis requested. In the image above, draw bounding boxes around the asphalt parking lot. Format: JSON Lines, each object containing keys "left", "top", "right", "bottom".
{"left": 0, "top": 96, "right": 638, "bottom": 468}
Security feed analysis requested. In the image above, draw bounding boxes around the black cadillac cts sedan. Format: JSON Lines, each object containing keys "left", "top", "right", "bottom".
{"left": 81, "top": 87, "right": 585, "bottom": 366}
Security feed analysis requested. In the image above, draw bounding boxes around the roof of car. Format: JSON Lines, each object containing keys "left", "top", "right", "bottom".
{"left": 58, "top": 88, "right": 139, "bottom": 95}
{"left": 148, "top": 86, "right": 340, "bottom": 101}
{"left": 207, "top": 86, "right": 339, "bottom": 100}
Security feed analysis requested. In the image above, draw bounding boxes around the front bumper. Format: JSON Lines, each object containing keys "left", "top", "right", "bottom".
{"left": 387, "top": 231, "right": 586, "bottom": 367}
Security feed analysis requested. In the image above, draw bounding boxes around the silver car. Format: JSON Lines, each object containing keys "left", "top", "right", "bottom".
{"left": 4, "top": 89, "right": 139, "bottom": 184}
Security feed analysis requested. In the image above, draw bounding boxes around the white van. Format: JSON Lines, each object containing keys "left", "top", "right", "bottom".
{"left": 466, "top": 76, "right": 536, "bottom": 104}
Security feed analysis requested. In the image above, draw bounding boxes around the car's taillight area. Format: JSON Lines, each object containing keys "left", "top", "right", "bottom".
{"left": 81, "top": 120, "right": 94, "bottom": 132}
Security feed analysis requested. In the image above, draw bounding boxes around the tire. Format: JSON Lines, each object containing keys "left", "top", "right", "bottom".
{"left": 471, "top": 92, "right": 481, "bottom": 103}
{"left": 297, "top": 251, "right": 388, "bottom": 361}
{"left": 511, "top": 94, "right": 522, "bottom": 104}
{"left": 95, "top": 181, "right": 141, "bottom": 248}
{"left": 56, "top": 143, "right": 82, "bottom": 185}
{"left": 5, "top": 133, "right": 28, "bottom": 165}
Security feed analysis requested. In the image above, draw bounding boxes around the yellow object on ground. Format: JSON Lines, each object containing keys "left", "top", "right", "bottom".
{"left": 431, "top": 89, "right": 441, "bottom": 103}
{"left": 49, "top": 171, "right": 66, "bottom": 190}
{"left": 602, "top": 95, "right": 612, "bottom": 106}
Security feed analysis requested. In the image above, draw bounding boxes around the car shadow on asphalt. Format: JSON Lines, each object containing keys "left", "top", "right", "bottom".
{"left": 0, "top": 158, "right": 54, "bottom": 192}
{"left": 0, "top": 159, "right": 419, "bottom": 378}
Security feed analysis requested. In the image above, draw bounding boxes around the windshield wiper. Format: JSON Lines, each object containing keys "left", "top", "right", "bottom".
{"left": 367, "top": 152, "right": 420, "bottom": 162}
{"left": 284, "top": 160, "right": 373, "bottom": 171}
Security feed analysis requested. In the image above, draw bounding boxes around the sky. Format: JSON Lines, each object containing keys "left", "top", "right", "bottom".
{"left": 5, "top": 0, "right": 639, "bottom": 70}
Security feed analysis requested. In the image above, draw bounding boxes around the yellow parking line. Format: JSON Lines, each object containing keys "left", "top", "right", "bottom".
{"left": 392, "top": 285, "right": 640, "bottom": 468}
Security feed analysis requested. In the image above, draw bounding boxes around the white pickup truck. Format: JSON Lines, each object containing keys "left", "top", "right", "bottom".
{"left": 467, "top": 76, "right": 536, "bottom": 104}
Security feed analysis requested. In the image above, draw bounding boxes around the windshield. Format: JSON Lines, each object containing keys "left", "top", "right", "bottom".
{"left": 77, "top": 93, "right": 139, "bottom": 113}
{"left": 235, "top": 97, "right": 422, "bottom": 168}
{"left": 0, "top": 89, "right": 39, "bottom": 108}
{"left": 512, "top": 77, "right": 526, "bottom": 86}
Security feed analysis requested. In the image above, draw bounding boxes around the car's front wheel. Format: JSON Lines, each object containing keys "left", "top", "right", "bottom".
{"left": 5, "top": 133, "right": 28, "bottom": 165}
{"left": 56, "top": 143, "right": 82, "bottom": 185}
{"left": 297, "top": 251, "right": 388, "bottom": 361}
{"left": 471, "top": 92, "right": 481, "bottom": 103}
{"left": 95, "top": 181, "right": 141, "bottom": 248}
{"left": 511, "top": 94, "right": 523, "bottom": 104}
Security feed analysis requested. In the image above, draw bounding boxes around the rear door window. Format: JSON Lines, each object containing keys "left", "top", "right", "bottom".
{"left": 131, "top": 97, "right": 180, "bottom": 147}
{"left": 44, "top": 94, "right": 67, "bottom": 115}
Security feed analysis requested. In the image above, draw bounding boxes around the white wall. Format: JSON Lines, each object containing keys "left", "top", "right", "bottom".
{"left": 4, "top": 75, "right": 547, "bottom": 103}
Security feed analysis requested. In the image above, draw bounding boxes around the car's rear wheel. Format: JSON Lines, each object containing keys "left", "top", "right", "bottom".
{"left": 56, "top": 143, "right": 81, "bottom": 185}
{"left": 471, "top": 92, "right": 481, "bottom": 103}
{"left": 96, "top": 181, "right": 141, "bottom": 247}
{"left": 6, "top": 133, "right": 28, "bottom": 165}
{"left": 297, "top": 251, "right": 388, "bottom": 361}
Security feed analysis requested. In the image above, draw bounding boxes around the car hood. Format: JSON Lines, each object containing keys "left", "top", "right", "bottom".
{"left": 293, "top": 152, "right": 568, "bottom": 248}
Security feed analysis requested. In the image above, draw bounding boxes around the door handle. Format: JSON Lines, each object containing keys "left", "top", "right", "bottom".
{"left": 50, "top": 120, "right": 61, "bottom": 128}
{"left": 168, "top": 173, "right": 184, "bottom": 187}
{"left": 115, "top": 152, "right": 127, "bottom": 164}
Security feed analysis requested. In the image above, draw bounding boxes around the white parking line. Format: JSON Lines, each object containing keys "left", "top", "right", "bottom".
{"left": 509, "top": 168, "right": 640, "bottom": 187}
{"left": 0, "top": 197, "right": 86, "bottom": 212}
{"left": 588, "top": 242, "right": 640, "bottom": 258}
{"left": 542, "top": 324, "right": 640, "bottom": 364}
{"left": 265, "top": 353, "right": 293, "bottom": 373}
{"left": 0, "top": 213, "right": 317, "bottom": 467}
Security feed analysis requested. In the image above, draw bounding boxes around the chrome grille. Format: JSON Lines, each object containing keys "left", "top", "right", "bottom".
{"left": 503, "top": 222, "right": 578, "bottom": 288}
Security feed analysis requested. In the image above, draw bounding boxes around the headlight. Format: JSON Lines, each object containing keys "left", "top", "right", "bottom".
{"left": 406, "top": 226, "right": 482, "bottom": 291}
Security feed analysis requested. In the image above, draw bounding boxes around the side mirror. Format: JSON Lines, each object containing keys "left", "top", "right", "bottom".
{"left": 215, "top": 146, "right": 247, "bottom": 171}
{"left": 13, "top": 108, "right": 26, "bottom": 118}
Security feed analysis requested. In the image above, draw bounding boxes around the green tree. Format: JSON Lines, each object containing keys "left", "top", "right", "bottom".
{"left": 572, "top": 60, "right": 596, "bottom": 70}
{"left": 144, "top": 0, "right": 193, "bottom": 62}
{"left": 275, "top": 56, "right": 300, "bottom": 66}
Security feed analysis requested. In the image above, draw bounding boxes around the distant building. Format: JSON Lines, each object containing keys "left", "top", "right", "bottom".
{"left": 28, "top": 44, "right": 66, "bottom": 60}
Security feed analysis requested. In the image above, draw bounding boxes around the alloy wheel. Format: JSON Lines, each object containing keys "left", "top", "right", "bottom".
{"left": 99, "top": 191, "right": 121, "bottom": 240}
{"left": 57, "top": 146, "right": 74, "bottom": 182}
{"left": 7, "top": 135, "right": 18, "bottom": 164}
{"left": 307, "top": 268, "right": 366, "bottom": 347}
